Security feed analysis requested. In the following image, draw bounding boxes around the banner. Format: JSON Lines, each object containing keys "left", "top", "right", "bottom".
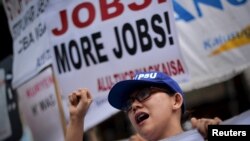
{"left": 47, "top": 0, "right": 189, "bottom": 130}
{"left": 2, "top": 0, "right": 52, "bottom": 88}
{"left": 174, "top": 0, "right": 250, "bottom": 91}
{"left": 17, "top": 66, "right": 65, "bottom": 141}
{"left": 3, "top": 1, "right": 250, "bottom": 92}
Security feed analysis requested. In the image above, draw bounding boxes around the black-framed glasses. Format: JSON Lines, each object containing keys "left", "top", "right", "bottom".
{"left": 122, "top": 86, "right": 171, "bottom": 112}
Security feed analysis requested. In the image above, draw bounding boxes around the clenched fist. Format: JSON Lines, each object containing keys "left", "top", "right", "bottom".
{"left": 68, "top": 88, "right": 92, "bottom": 120}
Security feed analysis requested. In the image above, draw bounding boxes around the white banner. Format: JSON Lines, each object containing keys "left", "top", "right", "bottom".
{"left": 2, "top": 0, "right": 52, "bottom": 88}
{"left": 47, "top": 0, "right": 189, "bottom": 130}
{"left": 3, "top": 1, "right": 250, "bottom": 92}
{"left": 174, "top": 0, "right": 250, "bottom": 91}
{"left": 17, "top": 67, "right": 65, "bottom": 141}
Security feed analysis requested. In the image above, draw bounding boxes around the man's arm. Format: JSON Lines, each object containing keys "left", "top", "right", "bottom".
{"left": 191, "top": 117, "right": 222, "bottom": 139}
{"left": 65, "top": 88, "right": 92, "bottom": 141}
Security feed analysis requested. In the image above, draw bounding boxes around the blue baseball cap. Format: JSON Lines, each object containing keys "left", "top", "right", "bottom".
{"left": 108, "top": 71, "right": 185, "bottom": 113}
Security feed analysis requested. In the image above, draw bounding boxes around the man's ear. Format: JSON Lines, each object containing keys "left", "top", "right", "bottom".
{"left": 172, "top": 93, "right": 183, "bottom": 110}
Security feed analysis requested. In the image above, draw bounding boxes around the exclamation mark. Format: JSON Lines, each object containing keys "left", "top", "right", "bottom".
{"left": 164, "top": 11, "right": 174, "bottom": 45}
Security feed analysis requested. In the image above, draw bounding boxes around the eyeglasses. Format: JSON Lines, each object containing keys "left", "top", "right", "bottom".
{"left": 122, "top": 86, "right": 170, "bottom": 112}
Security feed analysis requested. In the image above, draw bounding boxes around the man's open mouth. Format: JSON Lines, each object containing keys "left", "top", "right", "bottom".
{"left": 135, "top": 112, "right": 149, "bottom": 124}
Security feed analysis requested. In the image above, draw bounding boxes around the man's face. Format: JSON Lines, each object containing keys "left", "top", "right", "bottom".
{"left": 126, "top": 86, "right": 179, "bottom": 140}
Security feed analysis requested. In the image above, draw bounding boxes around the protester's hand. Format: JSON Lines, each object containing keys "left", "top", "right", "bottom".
{"left": 129, "top": 133, "right": 146, "bottom": 141}
{"left": 68, "top": 88, "right": 92, "bottom": 120}
{"left": 191, "top": 117, "right": 222, "bottom": 138}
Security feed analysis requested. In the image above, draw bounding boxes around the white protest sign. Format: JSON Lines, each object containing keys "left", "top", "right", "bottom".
{"left": 17, "top": 66, "right": 65, "bottom": 141}
{"left": 174, "top": 0, "right": 250, "bottom": 91}
{"left": 47, "top": 0, "right": 189, "bottom": 130}
{"left": 2, "top": 0, "right": 52, "bottom": 88}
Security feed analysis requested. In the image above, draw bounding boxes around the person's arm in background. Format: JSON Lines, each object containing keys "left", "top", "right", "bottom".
{"left": 66, "top": 88, "right": 92, "bottom": 141}
{"left": 191, "top": 117, "right": 222, "bottom": 139}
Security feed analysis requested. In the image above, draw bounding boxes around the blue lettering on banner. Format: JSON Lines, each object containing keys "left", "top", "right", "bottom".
{"left": 36, "top": 49, "right": 52, "bottom": 68}
{"left": 203, "top": 31, "right": 238, "bottom": 50}
{"left": 174, "top": 0, "right": 247, "bottom": 22}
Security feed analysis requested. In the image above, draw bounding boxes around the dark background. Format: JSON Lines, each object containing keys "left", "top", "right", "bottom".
{"left": 0, "top": 4, "right": 13, "bottom": 61}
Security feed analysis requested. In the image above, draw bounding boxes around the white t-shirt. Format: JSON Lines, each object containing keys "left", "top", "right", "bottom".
{"left": 159, "top": 129, "right": 204, "bottom": 141}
